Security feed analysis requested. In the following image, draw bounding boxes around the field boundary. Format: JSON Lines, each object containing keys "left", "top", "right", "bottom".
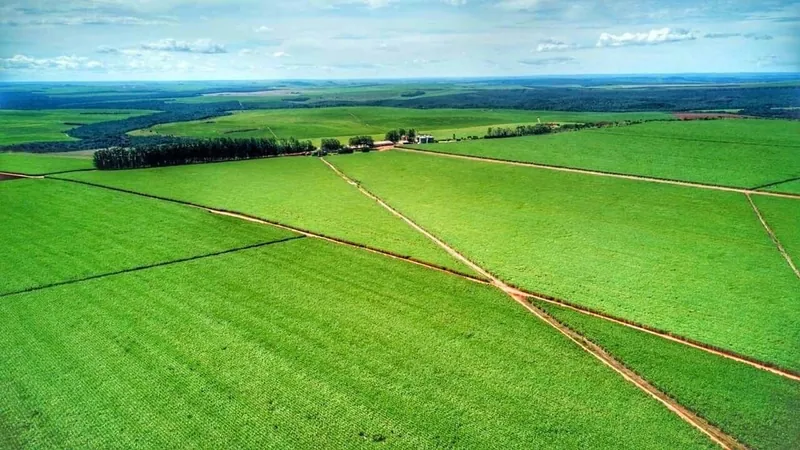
{"left": 595, "top": 129, "right": 800, "bottom": 149}
{"left": 319, "top": 156, "right": 746, "bottom": 450}
{"left": 745, "top": 194, "right": 800, "bottom": 279}
{"left": 46, "top": 176, "right": 490, "bottom": 285}
{"left": 0, "top": 236, "right": 304, "bottom": 299}
{"left": 515, "top": 288, "right": 800, "bottom": 381}
{"left": 396, "top": 147, "right": 800, "bottom": 201}
{"left": 751, "top": 176, "right": 800, "bottom": 192}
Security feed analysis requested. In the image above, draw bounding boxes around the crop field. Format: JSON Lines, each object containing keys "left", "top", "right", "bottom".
{"left": 765, "top": 179, "right": 800, "bottom": 194}
{"left": 0, "top": 179, "right": 293, "bottom": 296}
{"left": 0, "top": 109, "right": 155, "bottom": 146}
{"left": 0, "top": 152, "right": 93, "bottom": 175}
{"left": 330, "top": 151, "right": 800, "bottom": 370}
{"left": 129, "top": 107, "right": 671, "bottom": 144}
{"left": 0, "top": 236, "right": 716, "bottom": 448}
{"left": 534, "top": 300, "right": 800, "bottom": 450}
{"left": 753, "top": 196, "right": 800, "bottom": 264}
{"left": 407, "top": 119, "right": 800, "bottom": 188}
{"left": 62, "top": 157, "right": 475, "bottom": 275}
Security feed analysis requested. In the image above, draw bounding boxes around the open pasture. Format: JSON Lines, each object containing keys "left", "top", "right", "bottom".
{"left": 535, "top": 300, "right": 800, "bottom": 450}
{"left": 0, "top": 152, "right": 93, "bottom": 175}
{"left": 62, "top": 157, "right": 474, "bottom": 276}
{"left": 0, "top": 179, "right": 293, "bottom": 296}
{"left": 0, "top": 237, "right": 714, "bottom": 448}
{"left": 129, "top": 107, "right": 671, "bottom": 144}
{"left": 0, "top": 109, "right": 155, "bottom": 146}
{"left": 330, "top": 151, "right": 800, "bottom": 370}
{"left": 408, "top": 119, "right": 800, "bottom": 188}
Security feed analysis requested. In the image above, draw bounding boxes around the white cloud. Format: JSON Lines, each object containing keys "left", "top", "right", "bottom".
{"left": 0, "top": 15, "right": 172, "bottom": 26}
{"left": 0, "top": 54, "right": 105, "bottom": 70}
{"left": 254, "top": 25, "right": 273, "bottom": 33}
{"left": 596, "top": 27, "right": 697, "bottom": 48}
{"left": 536, "top": 38, "right": 580, "bottom": 52}
{"left": 140, "top": 39, "right": 227, "bottom": 54}
{"left": 272, "top": 51, "right": 290, "bottom": 58}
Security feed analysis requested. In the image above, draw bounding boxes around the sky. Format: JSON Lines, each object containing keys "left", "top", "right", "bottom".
{"left": 0, "top": 0, "right": 798, "bottom": 81}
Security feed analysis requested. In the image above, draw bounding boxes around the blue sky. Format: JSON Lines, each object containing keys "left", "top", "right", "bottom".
{"left": 0, "top": 0, "right": 798, "bottom": 81}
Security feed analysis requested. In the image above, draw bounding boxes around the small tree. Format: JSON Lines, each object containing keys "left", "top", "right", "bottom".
{"left": 385, "top": 129, "right": 401, "bottom": 143}
{"left": 407, "top": 128, "right": 417, "bottom": 142}
{"left": 321, "top": 138, "right": 343, "bottom": 152}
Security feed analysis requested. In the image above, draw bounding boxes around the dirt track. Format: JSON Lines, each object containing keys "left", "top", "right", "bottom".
{"left": 319, "top": 157, "right": 746, "bottom": 450}
{"left": 397, "top": 148, "right": 800, "bottom": 201}
{"left": 0, "top": 172, "right": 44, "bottom": 180}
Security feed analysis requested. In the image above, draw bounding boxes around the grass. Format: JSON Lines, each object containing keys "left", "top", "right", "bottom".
{"left": 0, "top": 152, "right": 94, "bottom": 175}
{"left": 408, "top": 119, "right": 800, "bottom": 188}
{"left": 0, "top": 109, "right": 155, "bottom": 146}
{"left": 129, "top": 106, "right": 672, "bottom": 145}
{"left": 533, "top": 299, "right": 800, "bottom": 450}
{"left": 0, "top": 237, "right": 714, "bottom": 449}
{"left": 753, "top": 196, "right": 800, "bottom": 265}
{"left": 330, "top": 151, "right": 800, "bottom": 370}
{"left": 61, "top": 157, "right": 476, "bottom": 276}
{"left": 0, "top": 179, "right": 294, "bottom": 296}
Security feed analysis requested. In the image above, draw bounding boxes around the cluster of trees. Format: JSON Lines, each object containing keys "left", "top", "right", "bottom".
{"left": 94, "top": 137, "right": 315, "bottom": 170}
{"left": 349, "top": 136, "right": 375, "bottom": 148}
{"left": 384, "top": 128, "right": 417, "bottom": 143}
{"left": 486, "top": 123, "right": 552, "bottom": 139}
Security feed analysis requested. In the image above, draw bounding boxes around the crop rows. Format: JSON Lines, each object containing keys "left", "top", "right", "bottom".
{"left": 0, "top": 238, "right": 713, "bottom": 448}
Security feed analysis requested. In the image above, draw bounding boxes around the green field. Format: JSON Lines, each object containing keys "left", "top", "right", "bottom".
{"left": 753, "top": 196, "right": 800, "bottom": 264}
{"left": 408, "top": 119, "right": 800, "bottom": 188}
{"left": 0, "top": 179, "right": 293, "bottom": 295}
{"left": 0, "top": 152, "right": 94, "bottom": 175}
{"left": 329, "top": 151, "right": 800, "bottom": 370}
{"left": 129, "top": 107, "right": 672, "bottom": 145}
{"left": 0, "top": 237, "right": 714, "bottom": 448}
{"left": 766, "top": 179, "right": 800, "bottom": 195}
{"left": 535, "top": 300, "right": 800, "bottom": 450}
{"left": 0, "top": 109, "right": 155, "bottom": 146}
{"left": 61, "top": 157, "right": 475, "bottom": 276}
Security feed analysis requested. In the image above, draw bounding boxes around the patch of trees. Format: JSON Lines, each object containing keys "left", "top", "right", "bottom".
{"left": 369, "top": 86, "right": 800, "bottom": 118}
{"left": 400, "top": 90, "right": 426, "bottom": 98}
{"left": 321, "top": 138, "right": 344, "bottom": 152}
{"left": 93, "top": 137, "right": 315, "bottom": 170}
{"left": 486, "top": 123, "right": 552, "bottom": 139}
{"left": 349, "top": 136, "right": 375, "bottom": 148}
{"left": 384, "top": 128, "right": 417, "bottom": 143}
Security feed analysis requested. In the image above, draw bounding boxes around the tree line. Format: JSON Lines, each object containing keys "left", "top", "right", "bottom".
{"left": 94, "top": 137, "right": 315, "bottom": 170}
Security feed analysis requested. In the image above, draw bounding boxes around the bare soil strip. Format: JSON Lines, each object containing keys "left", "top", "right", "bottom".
{"left": 0, "top": 171, "right": 44, "bottom": 180}
{"left": 0, "top": 237, "right": 304, "bottom": 299}
{"left": 47, "top": 177, "right": 489, "bottom": 286}
{"left": 746, "top": 194, "right": 800, "bottom": 280}
{"left": 320, "top": 157, "right": 748, "bottom": 450}
{"left": 397, "top": 147, "right": 800, "bottom": 201}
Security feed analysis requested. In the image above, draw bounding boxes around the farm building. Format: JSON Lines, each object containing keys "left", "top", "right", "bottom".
{"left": 416, "top": 135, "right": 435, "bottom": 144}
